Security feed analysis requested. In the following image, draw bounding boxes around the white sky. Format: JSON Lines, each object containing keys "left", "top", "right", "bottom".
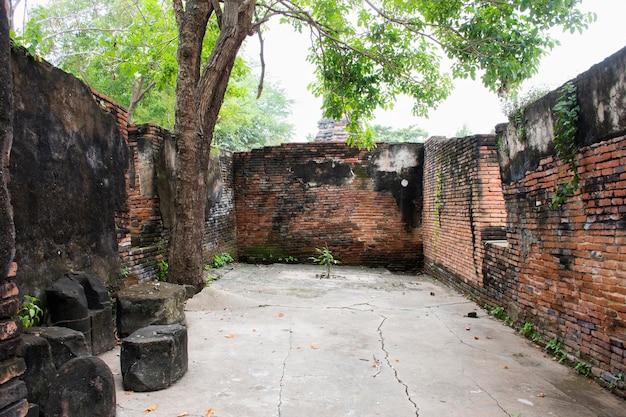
{"left": 242, "top": 0, "right": 626, "bottom": 141}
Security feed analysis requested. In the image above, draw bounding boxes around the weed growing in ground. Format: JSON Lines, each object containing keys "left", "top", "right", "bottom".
{"left": 211, "top": 253, "right": 234, "bottom": 268}
{"left": 310, "top": 246, "right": 340, "bottom": 278}
{"left": 156, "top": 258, "right": 168, "bottom": 281}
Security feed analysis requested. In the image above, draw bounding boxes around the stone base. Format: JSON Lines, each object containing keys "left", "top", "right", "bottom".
{"left": 120, "top": 324, "right": 188, "bottom": 392}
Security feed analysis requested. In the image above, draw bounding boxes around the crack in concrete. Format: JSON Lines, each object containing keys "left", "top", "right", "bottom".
{"left": 326, "top": 301, "right": 376, "bottom": 311}
{"left": 277, "top": 326, "right": 293, "bottom": 417}
{"left": 464, "top": 374, "right": 512, "bottom": 417}
{"left": 376, "top": 315, "right": 420, "bottom": 417}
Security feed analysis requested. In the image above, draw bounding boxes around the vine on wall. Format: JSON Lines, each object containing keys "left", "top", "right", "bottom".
{"left": 550, "top": 82, "right": 580, "bottom": 208}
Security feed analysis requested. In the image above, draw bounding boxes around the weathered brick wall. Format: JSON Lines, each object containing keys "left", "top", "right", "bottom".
{"left": 423, "top": 135, "right": 508, "bottom": 291}
{"left": 495, "top": 47, "right": 626, "bottom": 384}
{"left": 234, "top": 142, "right": 424, "bottom": 269}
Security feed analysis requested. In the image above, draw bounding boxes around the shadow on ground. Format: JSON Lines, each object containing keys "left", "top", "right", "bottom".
{"left": 100, "top": 264, "right": 626, "bottom": 417}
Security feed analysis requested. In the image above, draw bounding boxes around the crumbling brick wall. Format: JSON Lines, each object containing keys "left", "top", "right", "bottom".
{"left": 234, "top": 142, "right": 424, "bottom": 269}
{"left": 423, "top": 135, "right": 507, "bottom": 292}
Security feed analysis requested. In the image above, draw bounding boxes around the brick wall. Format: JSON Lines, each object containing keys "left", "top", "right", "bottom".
{"left": 234, "top": 142, "right": 424, "bottom": 269}
{"left": 423, "top": 135, "right": 508, "bottom": 290}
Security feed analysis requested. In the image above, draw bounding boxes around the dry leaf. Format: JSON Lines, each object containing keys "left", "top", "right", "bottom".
{"left": 206, "top": 409, "right": 214, "bottom": 417}
{"left": 474, "top": 336, "right": 479, "bottom": 340}
{"left": 395, "top": 359, "right": 400, "bottom": 363}
{"left": 177, "top": 413, "right": 188, "bottom": 417}
{"left": 503, "top": 365, "right": 509, "bottom": 369}
{"left": 278, "top": 312, "right": 285, "bottom": 317}
{"left": 465, "top": 327, "right": 471, "bottom": 331}
{"left": 310, "top": 345, "right": 318, "bottom": 350}
{"left": 225, "top": 334, "right": 235, "bottom": 339}
{"left": 145, "top": 404, "right": 158, "bottom": 412}
{"left": 372, "top": 364, "right": 378, "bottom": 368}
{"left": 537, "top": 393, "right": 545, "bottom": 398}
{"left": 124, "top": 391, "right": 133, "bottom": 395}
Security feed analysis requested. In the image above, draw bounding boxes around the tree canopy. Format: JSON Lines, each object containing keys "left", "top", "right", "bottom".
{"left": 14, "top": 0, "right": 294, "bottom": 150}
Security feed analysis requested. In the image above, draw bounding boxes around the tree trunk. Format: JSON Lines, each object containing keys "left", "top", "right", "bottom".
{"left": 0, "top": 0, "right": 16, "bottom": 277}
{"left": 168, "top": 0, "right": 256, "bottom": 288}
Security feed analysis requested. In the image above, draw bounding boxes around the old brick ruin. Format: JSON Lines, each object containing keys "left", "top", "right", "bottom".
{"left": 1, "top": 36, "right": 626, "bottom": 415}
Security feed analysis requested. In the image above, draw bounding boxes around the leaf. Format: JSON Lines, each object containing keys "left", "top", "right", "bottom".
{"left": 277, "top": 312, "right": 285, "bottom": 317}
{"left": 310, "top": 345, "right": 319, "bottom": 350}
{"left": 225, "top": 334, "right": 235, "bottom": 339}
{"left": 177, "top": 413, "right": 188, "bottom": 417}
{"left": 206, "top": 409, "right": 214, "bottom": 417}
{"left": 145, "top": 404, "right": 158, "bottom": 412}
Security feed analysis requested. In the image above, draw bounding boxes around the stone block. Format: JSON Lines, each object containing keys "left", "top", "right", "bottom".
{"left": 69, "top": 272, "right": 110, "bottom": 310}
{"left": 89, "top": 307, "right": 116, "bottom": 355}
{"left": 121, "top": 324, "right": 188, "bottom": 392}
{"left": 116, "top": 282, "right": 186, "bottom": 337}
{"left": 46, "top": 276, "right": 89, "bottom": 322}
{"left": 42, "top": 356, "right": 115, "bottom": 417}
{"left": 18, "top": 334, "right": 57, "bottom": 405}
{"left": 0, "top": 357, "right": 26, "bottom": 385}
{"left": 26, "top": 327, "right": 89, "bottom": 369}
{"left": 0, "top": 399, "right": 28, "bottom": 417}
{"left": 0, "top": 379, "right": 27, "bottom": 410}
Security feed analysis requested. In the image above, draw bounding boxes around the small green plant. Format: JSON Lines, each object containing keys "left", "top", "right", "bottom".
{"left": 520, "top": 322, "right": 542, "bottom": 342}
{"left": 545, "top": 338, "right": 562, "bottom": 355}
{"left": 278, "top": 255, "right": 298, "bottom": 263}
{"left": 550, "top": 81, "right": 580, "bottom": 209}
{"left": 120, "top": 266, "right": 130, "bottom": 278}
{"left": 18, "top": 295, "right": 44, "bottom": 328}
{"left": 205, "top": 274, "right": 220, "bottom": 286}
{"left": 211, "top": 253, "right": 234, "bottom": 268}
{"left": 310, "top": 246, "right": 340, "bottom": 278}
{"left": 574, "top": 361, "right": 592, "bottom": 377}
{"left": 156, "top": 258, "right": 169, "bottom": 281}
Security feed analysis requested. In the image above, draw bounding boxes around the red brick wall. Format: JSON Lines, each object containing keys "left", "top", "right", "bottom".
{"left": 503, "top": 135, "right": 626, "bottom": 380}
{"left": 234, "top": 142, "right": 424, "bottom": 269}
{"left": 423, "top": 135, "right": 507, "bottom": 289}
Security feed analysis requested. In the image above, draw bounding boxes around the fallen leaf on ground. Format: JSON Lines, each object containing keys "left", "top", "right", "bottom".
{"left": 465, "top": 327, "right": 471, "bottom": 331}
{"left": 310, "top": 345, "right": 318, "bottom": 350}
{"left": 372, "top": 364, "right": 378, "bottom": 368}
{"left": 206, "top": 408, "right": 214, "bottom": 417}
{"left": 144, "top": 404, "right": 158, "bottom": 412}
{"left": 474, "top": 336, "right": 479, "bottom": 340}
{"left": 177, "top": 413, "right": 188, "bottom": 417}
{"left": 124, "top": 391, "right": 133, "bottom": 395}
{"left": 503, "top": 365, "right": 509, "bottom": 369}
{"left": 537, "top": 393, "right": 545, "bottom": 397}
{"left": 395, "top": 359, "right": 400, "bottom": 363}
{"left": 278, "top": 312, "right": 285, "bottom": 317}
{"left": 225, "top": 334, "right": 235, "bottom": 339}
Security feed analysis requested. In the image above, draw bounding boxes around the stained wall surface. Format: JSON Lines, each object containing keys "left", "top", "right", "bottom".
{"left": 234, "top": 142, "right": 424, "bottom": 270}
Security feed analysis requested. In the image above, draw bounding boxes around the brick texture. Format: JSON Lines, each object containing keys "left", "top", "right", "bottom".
{"left": 234, "top": 142, "right": 424, "bottom": 269}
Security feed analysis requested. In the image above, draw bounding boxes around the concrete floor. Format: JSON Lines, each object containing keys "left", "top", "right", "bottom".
{"left": 100, "top": 263, "right": 626, "bottom": 417}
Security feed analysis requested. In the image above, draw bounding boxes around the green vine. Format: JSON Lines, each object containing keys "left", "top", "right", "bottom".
{"left": 433, "top": 170, "right": 443, "bottom": 253}
{"left": 550, "top": 82, "right": 580, "bottom": 208}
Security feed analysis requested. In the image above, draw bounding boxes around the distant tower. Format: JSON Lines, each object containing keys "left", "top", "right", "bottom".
{"left": 314, "top": 118, "right": 349, "bottom": 142}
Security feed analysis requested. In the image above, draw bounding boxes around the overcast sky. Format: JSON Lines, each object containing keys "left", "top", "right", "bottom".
{"left": 242, "top": 0, "right": 626, "bottom": 141}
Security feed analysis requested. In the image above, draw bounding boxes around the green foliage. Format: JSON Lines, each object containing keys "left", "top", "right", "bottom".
{"left": 120, "top": 266, "right": 130, "bottom": 278}
{"left": 545, "top": 337, "right": 562, "bottom": 354}
{"left": 485, "top": 304, "right": 513, "bottom": 326}
{"left": 550, "top": 82, "right": 580, "bottom": 208}
{"left": 371, "top": 124, "right": 428, "bottom": 144}
{"left": 299, "top": 0, "right": 594, "bottom": 148}
{"left": 18, "top": 295, "right": 44, "bottom": 328}
{"left": 310, "top": 246, "right": 340, "bottom": 278}
{"left": 574, "top": 361, "right": 592, "bottom": 377}
{"left": 15, "top": 0, "right": 294, "bottom": 148}
{"left": 211, "top": 253, "right": 235, "bottom": 269}
{"left": 156, "top": 258, "right": 168, "bottom": 282}
{"left": 277, "top": 255, "right": 299, "bottom": 264}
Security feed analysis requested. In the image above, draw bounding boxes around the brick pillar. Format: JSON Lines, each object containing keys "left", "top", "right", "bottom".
{"left": 0, "top": 2, "right": 27, "bottom": 416}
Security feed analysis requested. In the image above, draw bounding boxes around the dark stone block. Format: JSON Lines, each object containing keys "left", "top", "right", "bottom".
{"left": 26, "top": 403, "right": 39, "bottom": 417}
{"left": 42, "top": 356, "right": 116, "bottom": 417}
{"left": 68, "top": 272, "right": 110, "bottom": 310}
{"left": 0, "top": 399, "right": 28, "bottom": 417}
{"left": 89, "top": 308, "right": 116, "bottom": 355}
{"left": 18, "top": 334, "right": 57, "bottom": 405}
{"left": 46, "top": 276, "right": 89, "bottom": 323}
{"left": 0, "top": 379, "right": 27, "bottom": 410}
{"left": 121, "top": 324, "right": 188, "bottom": 392}
{"left": 116, "top": 282, "right": 186, "bottom": 337}
{"left": 26, "top": 326, "right": 89, "bottom": 369}
{"left": 0, "top": 338, "right": 22, "bottom": 362}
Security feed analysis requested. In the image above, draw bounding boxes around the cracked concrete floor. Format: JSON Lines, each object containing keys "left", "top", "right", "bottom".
{"left": 100, "top": 264, "right": 626, "bottom": 417}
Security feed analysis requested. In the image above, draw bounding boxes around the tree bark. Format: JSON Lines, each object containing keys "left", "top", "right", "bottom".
{"left": 169, "top": 0, "right": 256, "bottom": 288}
{"left": 0, "top": 0, "right": 16, "bottom": 278}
